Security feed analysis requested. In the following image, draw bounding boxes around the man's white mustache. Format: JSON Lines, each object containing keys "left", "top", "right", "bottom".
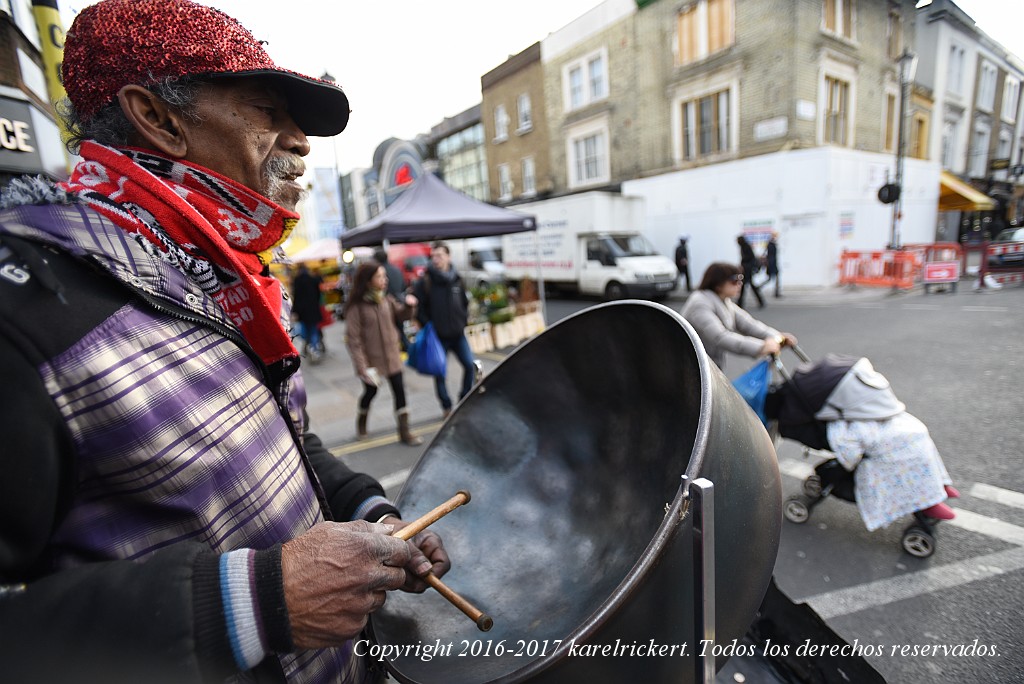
{"left": 265, "top": 156, "right": 305, "bottom": 181}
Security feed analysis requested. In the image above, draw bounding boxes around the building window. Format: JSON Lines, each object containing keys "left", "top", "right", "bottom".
{"left": 675, "top": 0, "right": 734, "bottom": 66}
{"left": 437, "top": 123, "right": 489, "bottom": 201}
{"left": 680, "top": 88, "right": 731, "bottom": 159}
{"left": 997, "top": 130, "right": 1012, "bottom": 162}
{"left": 941, "top": 119, "right": 958, "bottom": 170}
{"left": 947, "top": 44, "right": 965, "bottom": 97}
{"left": 969, "top": 124, "right": 991, "bottom": 178}
{"left": 566, "top": 116, "right": 610, "bottom": 189}
{"left": 824, "top": 76, "right": 850, "bottom": 145}
{"left": 497, "top": 163, "right": 512, "bottom": 201}
{"left": 884, "top": 91, "right": 897, "bottom": 153}
{"left": 573, "top": 134, "right": 604, "bottom": 184}
{"left": 887, "top": 7, "right": 902, "bottom": 59}
{"left": 517, "top": 93, "right": 533, "bottom": 133}
{"left": 977, "top": 61, "right": 997, "bottom": 112}
{"left": 494, "top": 104, "right": 509, "bottom": 142}
{"left": 910, "top": 113, "right": 928, "bottom": 159}
{"left": 521, "top": 157, "right": 536, "bottom": 197}
{"left": 563, "top": 49, "right": 609, "bottom": 112}
{"left": 823, "top": 0, "right": 854, "bottom": 40}
{"left": 1002, "top": 79, "right": 1020, "bottom": 122}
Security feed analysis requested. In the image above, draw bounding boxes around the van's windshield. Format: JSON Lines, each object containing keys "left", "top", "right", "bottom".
{"left": 603, "top": 235, "right": 659, "bottom": 258}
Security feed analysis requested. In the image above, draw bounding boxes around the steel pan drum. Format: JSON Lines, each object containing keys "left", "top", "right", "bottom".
{"left": 370, "top": 301, "right": 781, "bottom": 683}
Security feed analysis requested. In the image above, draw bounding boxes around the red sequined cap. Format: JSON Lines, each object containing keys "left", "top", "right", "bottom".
{"left": 62, "top": 0, "right": 349, "bottom": 136}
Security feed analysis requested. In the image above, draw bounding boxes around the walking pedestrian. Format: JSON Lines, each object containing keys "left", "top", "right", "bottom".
{"left": 674, "top": 234, "right": 691, "bottom": 292}
{"left": 291, "top": 262, "right": 325, "bottom": 361}
{"left": 344, "top": 261, "right": 423, "bottom": 445}
{"left": 413, "top": 241, "right": 476, "bottom": 416}
{"left": 375, "top": 247, "right": 410, "bottom": 352}
{"left": 763, "top": 232, "right": 781, "bottom": 298}
{"left": 737, "top": 234, "right": 766, "bottom": 309}
{"left": 0, "top": 1, "right": 449, "bottom": 681}
{"left": 680, "top": 262, "right": 797, "bottom": 370}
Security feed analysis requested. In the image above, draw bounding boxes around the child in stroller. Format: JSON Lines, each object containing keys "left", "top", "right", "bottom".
{"left": 763, "top": 350, "right": 959, "bottom": 558}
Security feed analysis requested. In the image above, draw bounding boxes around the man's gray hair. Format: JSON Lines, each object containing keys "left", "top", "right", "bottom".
{"left": 58, "top": 76, "right": 206, "bottom": 153}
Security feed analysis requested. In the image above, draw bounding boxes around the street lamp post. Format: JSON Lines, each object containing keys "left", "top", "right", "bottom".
{"left": 890, "top": 49, "right": 918, "bottom": 250}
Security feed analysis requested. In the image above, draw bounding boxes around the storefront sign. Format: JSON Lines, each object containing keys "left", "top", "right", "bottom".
{"left": 0, "top": 97, "right": 44, "bottom": 173}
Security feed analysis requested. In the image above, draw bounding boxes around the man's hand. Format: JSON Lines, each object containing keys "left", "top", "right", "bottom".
{"left": 281, "top": 521, "right": 412, "bottom": 649}
{"left": 380, "top": 516, "right": 452, "bottom": 593}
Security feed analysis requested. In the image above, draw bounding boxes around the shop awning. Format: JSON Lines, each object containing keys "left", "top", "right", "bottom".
{"left": 939, "top": 170, "right": 996, "bottom": 212}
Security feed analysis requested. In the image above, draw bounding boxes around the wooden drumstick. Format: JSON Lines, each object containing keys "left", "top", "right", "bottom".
{"left": 389, "top": 490, "right": 493, "bottom": 631}
{"left": 392, "top": 490, "right": 471, "bottom": 541}
{"left": 422, "top": 572, "right": 493, "bottom": 632}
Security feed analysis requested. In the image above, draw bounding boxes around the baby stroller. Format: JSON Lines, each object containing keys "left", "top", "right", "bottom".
{"left": 762, "top": 346, "right": 950, "bottom": 558}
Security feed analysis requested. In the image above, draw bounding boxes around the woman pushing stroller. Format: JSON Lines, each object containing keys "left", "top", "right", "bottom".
{"left": 683, "top": 262, "right": 958, "bottom": 539}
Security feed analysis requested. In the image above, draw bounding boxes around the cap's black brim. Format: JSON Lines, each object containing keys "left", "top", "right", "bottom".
{"left": 206, "top": 69, "right": 350, "bottom": 137}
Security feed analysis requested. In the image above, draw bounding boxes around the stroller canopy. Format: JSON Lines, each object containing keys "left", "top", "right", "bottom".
{"left": 782, "top": 354, "right": 905, "bottom": 424}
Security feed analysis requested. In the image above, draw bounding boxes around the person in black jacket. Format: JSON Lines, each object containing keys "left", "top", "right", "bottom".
{"left": 737, "top": 234, "right": 766, "bottom": 309}
{"left": 290, "top": 263, "right": 325, "bottom": 361}
{"left": 674, "top": 234, "right": 691, "bottom": 292}
{"left": 763, "top": 232, "right": 781, "bottom": 298}
{"left": 413, "top": 241, "right": 477, "bottom": 416}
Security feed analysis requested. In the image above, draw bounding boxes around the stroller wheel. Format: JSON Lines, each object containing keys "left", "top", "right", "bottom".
{"left": 784, "top": 497, "right": 810, "bottom": 524}
{"left": 802, "top": 474, "right": 822, "bottom": 498}
{"left": 901, "top": 526, "right": 936, "bottom": 558}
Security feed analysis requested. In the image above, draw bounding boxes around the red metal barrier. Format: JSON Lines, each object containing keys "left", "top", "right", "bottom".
{"left": 838, "top": 250, "right": 919, "bottom": 289}
{"left": 979, "top": 240, "right": 1024, "bottom": 288}
{"left": 903, "top": 242, "right": 963, "bottom": 293}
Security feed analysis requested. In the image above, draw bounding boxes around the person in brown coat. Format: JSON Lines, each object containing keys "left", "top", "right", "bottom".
{"left": 344, "top": 260, "right": 423, "bottom": 445}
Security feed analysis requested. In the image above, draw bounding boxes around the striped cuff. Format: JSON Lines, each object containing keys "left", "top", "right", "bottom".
{"left": 219, "top": 549, "right": 267, "bottom": 671}
{"left": 352, "top": 494, "right": 398, "bottom": 522}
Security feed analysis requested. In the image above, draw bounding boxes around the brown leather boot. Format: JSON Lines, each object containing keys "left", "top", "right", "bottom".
{"left": 356, "top": 409, "right": 368, "bottom": 440}
{"left": 396, "top": 409, "right": 423, "bottom": 446}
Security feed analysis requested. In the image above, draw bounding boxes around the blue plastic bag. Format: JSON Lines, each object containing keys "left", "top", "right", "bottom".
{"left": 732, "top": 359, "right": 772, "bottom": 426}
{"left": 407, "top": 322, "right": 447, "bottom": 377}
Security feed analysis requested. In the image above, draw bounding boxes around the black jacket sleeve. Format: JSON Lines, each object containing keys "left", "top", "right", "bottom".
{"left": 302, "top": 423, "right": 399, "bottom": 522}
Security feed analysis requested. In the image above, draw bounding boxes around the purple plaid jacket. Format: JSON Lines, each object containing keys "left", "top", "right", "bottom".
{"left": 0, "top": 198, "right": 383, "bottom": 683}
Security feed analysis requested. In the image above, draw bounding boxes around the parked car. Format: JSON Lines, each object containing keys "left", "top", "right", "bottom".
{"left": 987, "top": 227, "right": 1024, "bottom": 268}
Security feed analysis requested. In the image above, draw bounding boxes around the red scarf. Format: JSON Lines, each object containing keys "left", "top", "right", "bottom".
{"left": 61, "top": 141, "right": 299, "bottom": 366}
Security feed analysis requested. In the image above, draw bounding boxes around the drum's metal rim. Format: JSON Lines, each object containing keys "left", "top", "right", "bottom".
{"left": 383, "top": 299, "right": 717, "bottom": 684}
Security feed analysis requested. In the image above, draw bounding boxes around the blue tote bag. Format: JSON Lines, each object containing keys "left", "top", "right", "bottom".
{"left": 407, "top": 322, "right": 447, "bottom": 377}
{"left": 732, "top": 359, "right": 772, "bottom": 426}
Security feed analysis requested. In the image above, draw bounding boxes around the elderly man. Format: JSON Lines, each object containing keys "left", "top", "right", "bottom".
{"left": 0, "top": 1, "right": 448, "bottom": 682}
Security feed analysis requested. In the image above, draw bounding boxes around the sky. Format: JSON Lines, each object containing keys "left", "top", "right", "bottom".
{"left": 57, "top": 0, "right": 1024, "bottom": 179}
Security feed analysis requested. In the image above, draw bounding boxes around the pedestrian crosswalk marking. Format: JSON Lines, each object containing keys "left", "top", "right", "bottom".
{"left": 945, "top": 508, "right": 1024, "bottom": 546}
{"left": 969, "top": 482, "right": 1024, "bottom": 510}
{"left": 802, "top": 546, "right": 1024, "bottom": 620}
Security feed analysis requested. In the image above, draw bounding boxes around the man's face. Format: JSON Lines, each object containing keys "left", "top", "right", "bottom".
{"left": 431, "top": 247, "right": 451, "bottom": 271}
{"left": 179, "top": 78, "right": 309, "bottom": 210}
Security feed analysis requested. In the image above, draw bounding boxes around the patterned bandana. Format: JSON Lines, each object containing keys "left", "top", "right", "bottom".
{"left": 61, "top": 141, "right": 299, "bottom": 366}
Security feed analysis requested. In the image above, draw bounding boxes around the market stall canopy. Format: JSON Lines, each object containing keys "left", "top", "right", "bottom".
{"left": 939, "top": 170, "right": 996, "bottom": 212}
{"left": 285, "top": 237, "right": 341, "bottom": 263}
{"left": 340, "top": 172, "right": 535, "bottom": 247}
